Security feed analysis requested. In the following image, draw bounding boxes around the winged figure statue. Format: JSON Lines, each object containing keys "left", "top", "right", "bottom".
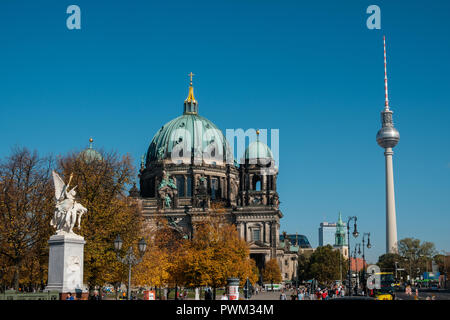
{"left": 51, "top": 171, "right": 87, "bottom": 235}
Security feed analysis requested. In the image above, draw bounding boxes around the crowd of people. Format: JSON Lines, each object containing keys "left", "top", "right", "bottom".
{"left": 279, "top": 284, "right": 346, "bottom": 300}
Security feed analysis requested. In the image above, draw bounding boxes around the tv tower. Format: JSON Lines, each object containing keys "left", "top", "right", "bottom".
{"left": 376, "top": 36, "right": 400, "bottom": 254}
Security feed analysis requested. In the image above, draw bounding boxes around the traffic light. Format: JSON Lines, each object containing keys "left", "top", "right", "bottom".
{"left": 243, "top": 278, "right": 252, "bottom": 299}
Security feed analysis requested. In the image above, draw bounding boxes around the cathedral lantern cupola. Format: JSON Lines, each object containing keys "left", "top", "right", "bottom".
{"left": 184, "top": 72, "right": 198, "bottom": 115}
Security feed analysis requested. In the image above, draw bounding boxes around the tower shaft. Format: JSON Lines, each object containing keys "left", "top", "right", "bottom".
{"left": 376, "top": 36, "right": 400, "bottom": 254}
{"left": 384, "top": 148, "right": 398, "bottom": 253}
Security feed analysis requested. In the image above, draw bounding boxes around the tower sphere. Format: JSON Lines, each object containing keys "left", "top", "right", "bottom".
{"left": 376, "top": 126, "right": 400, "bottom": 149}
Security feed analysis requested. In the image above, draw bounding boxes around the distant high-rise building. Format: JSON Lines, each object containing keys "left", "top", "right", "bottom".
{"left": 319, "top": 222, "right": 337, "bottom": 247}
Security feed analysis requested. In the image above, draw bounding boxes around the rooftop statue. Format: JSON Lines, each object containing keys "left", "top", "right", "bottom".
{"left": 51, "top": 171, "right": 87, "bottom": 236}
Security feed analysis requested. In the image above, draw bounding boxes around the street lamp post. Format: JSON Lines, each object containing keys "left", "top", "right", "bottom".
{"left": 362, "top": 233, "right": 371, "bottom": 294}
{"left": 353, "top": 244, "right": 361, "bottom": 294}
{"left": 114, "top": 235, "right": 147, "bottom": 300}
{"left": 346, "top": 216, "right": 359, "bottom": 296}
{"left": 409, "top": 253, "right": 413, "bottom": 283}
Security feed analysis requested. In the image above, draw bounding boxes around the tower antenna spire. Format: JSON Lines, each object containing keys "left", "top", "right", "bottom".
{"left": 384, "top": 35, "right": 389, "bottom": 110}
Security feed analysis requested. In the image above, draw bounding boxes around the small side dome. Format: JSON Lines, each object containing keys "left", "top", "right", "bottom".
{"left": 244, "top": 140, "right": 274, "bottom": 160}
{"left": 79, "top": 138, "right": 103, "bottom": 163}
{"left": 128, "top": 183, "right": 140, "bottom": 198}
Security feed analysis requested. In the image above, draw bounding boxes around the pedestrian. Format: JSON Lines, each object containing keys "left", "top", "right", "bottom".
{"left": 65, "top": 292, "right": 74, "bottom": 300}
{"left": 279, "top": 290, "right": 287, "bottom": 300}
{"left": 205, "top": 288, "right": 213, "bottom": 300}
{"left": 90, "top": 290, "right": 100, "bottom": 300}
{"left": 221, "top": 293, "right": 228, "bottom": 300}
{"left": 316, "top": 290, "right": 322, "bottom": 300}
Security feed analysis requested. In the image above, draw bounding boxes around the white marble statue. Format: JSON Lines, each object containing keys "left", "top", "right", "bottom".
{"left": 51, "top": 171, "right": 87, "bottom": 236}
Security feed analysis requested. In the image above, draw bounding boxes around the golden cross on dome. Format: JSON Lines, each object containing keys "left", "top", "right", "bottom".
{"left": 188, "top": 72, "right": 195, "bottom": 85}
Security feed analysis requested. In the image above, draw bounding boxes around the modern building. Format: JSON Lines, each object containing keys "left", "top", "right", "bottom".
{"left": 132, "top": 76, "right": 298, "bottom": 282}
{"left": 279, "top": 233, "right": 312, "bottom": 249}
{"left": 319, "top": 222, "right": 336, "bottom": 247}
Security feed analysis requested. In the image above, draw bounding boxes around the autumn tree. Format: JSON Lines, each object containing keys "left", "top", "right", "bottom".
{"left": 393, "top": 237, "right": 437, "bottom": 279}
{"left": 304, "top": 245, "right": 346, "bottom": 285}
{"left": 262, "top": 258, "right": 282, "bottom": 290}
{"left": 57, "top": 150, "right": 142, "bottom": 293}
{"left": 133, "top": 220, "right": 186, "bottom": 299}
{"left": 297, "top": 254, "right": 310, "bottom": 282}
{"left": 180, "top": 216, "right": 257, "bottom": 299}
{"left": 0, "top": 147, "right": 54, "bottom": 290}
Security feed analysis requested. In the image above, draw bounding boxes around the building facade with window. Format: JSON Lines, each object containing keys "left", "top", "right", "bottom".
{"left": 133, "top": 79, "right": 297, "bottom": 282}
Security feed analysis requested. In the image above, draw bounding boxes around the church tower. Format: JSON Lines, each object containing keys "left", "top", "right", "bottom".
{"left": 334, "top": 212, "right": 349, "bottom": 259}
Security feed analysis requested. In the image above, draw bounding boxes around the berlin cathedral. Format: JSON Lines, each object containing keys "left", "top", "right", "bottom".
{"left": 125, "top": 76, "right": 300, "bottom": 282}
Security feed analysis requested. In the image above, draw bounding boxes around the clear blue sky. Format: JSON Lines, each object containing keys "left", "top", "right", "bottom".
{"left": 1, "top": 0, "right": 449, "bottom": 263}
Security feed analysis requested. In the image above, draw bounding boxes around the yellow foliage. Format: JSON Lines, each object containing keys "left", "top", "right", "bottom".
{"left": 179, "top": 216, "right": 257, "bottom": 289}
{"left": 58, "top": 151, "right": 142, "bottom": 288}
{"left": 262, "top": 258, "right": 282, "bottom": 284}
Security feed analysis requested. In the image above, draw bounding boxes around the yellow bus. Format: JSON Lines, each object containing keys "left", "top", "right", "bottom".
{"left": 369, "top": 272, "right": 395, "bottom": 300}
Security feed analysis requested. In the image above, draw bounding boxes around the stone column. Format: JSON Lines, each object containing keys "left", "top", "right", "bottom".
{"left": 246, "top": 224, "right": 251, "bottom": 242}
{"left": 264, "top": 222, "right": 270, "bottom": 244}
{"left": 385, "top": 147, "right": 398, "bottom": 253}
{"left": 275, "top": 223, "right": 280, "bottom": 247}
{"left": 239, "top": 222, "right": 245, "bottom": 239}
{"left": 221, "top": 177, "right": 226, "bottom": 198}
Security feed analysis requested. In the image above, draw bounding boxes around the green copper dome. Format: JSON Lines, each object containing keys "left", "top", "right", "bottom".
{"left": 244, "top": 140, "right": 273, "bottom": 160}
{"left": 79, "top": 138, "right": 102, "bottom": 163}
{"left": 146, "top": 81, "right": 233, "bottom": 165}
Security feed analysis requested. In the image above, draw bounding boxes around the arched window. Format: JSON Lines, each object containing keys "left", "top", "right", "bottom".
{"left": 252, "top": 176, "right": 261, "bottom": 191}
{"left": 211, "top": 177, "right": 219, "bottom": 200}
{"left": 186, "top": 176, "right": 192, "bottom": 197}
{"left": 176, "top": 175, "right": 185, "bottom": 197}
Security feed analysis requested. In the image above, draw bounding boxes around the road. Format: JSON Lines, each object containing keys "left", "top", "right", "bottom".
{"left": 396, "top": 289, "right": 450, "bottom": 300}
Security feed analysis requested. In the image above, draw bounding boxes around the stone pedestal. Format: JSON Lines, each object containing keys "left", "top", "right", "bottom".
{"left": 45, "top": 233, "right": 88, "bottom": 299}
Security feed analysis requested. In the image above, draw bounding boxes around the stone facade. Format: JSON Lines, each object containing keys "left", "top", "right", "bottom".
{"left": 134, "top": 81, "right": 298, "bottom": 282}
